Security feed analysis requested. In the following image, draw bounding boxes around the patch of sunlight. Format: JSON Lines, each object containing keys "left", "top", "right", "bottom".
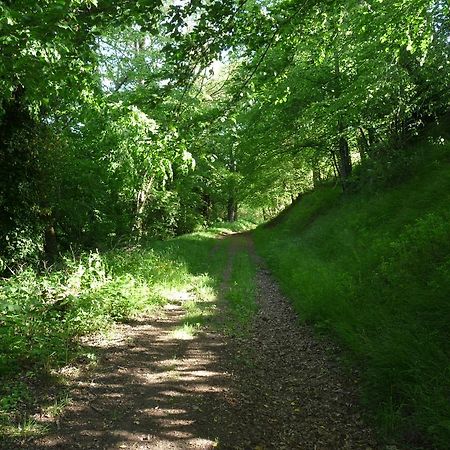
{"left": 157, "top": 418, "right": 196, "bottom": 427}
{"left": 160, "top": 287, "right": 193, "bottom": 302}
{"left": 166, "top": 370, "right": 181, "bottom": 381}
{"left": 160, "top": 390, "right": 183, "bottom": 397}
{"left": 165, "top": 430, "right": 193, "bottom": 439}
{"left": 157, "top": 274, "right": 216, "bottom": 305}
{"left": 41, "top": 394, "right": 71, "bottom": 419}
{"left": 144, "top": 407, "right": 186, "bottom": 417}
{"left": 184, "top": 384, "right": 224, "bottom": 393}
{"left": 190, "top": 230, "right": 225, "bottom": 241}
{"left": 4, "top": 418, "right": 48, "bottom": 439}
{"left": 159, "top": 358, "right": 178, "bottom": 371}
{"left": 171, "top": 324, "right": 199, "bottom": 340}
{"left": 210, "top": 227, "right": 234, "bottom": 235}
{"left": 183, "top": 301, "right": 215, "bottom": 324}
{"left": 91, "top": 327, "right": 128, "bottom": 347}
{"left": 191, "top": 274, "right": 217, "bottom": 301}
{"left": 198, "top": 287, "right": 217, "bottom": 303}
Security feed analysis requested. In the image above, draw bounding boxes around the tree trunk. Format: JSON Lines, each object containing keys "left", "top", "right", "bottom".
{"left": 226, "top": 145, "right": 238, "bottom": 222}
{"left": 358, "top": 127, "right": 370, "bottom": 160}
{"left": 44, "top": 224, "right": 57, "bottom": 265}
{"left": 201, "top": 194, "right": 212, "bottom": 221}
{"left": 368, "top": 127, "right": 378, "bottom": 147}
{"left": 333, "top": 44, "right": 352, "bottom": 184}
{"left": 312, "top": 167, "right": 322, "bottom": 188}
{"left": 133, "top": 175, "right": 154, "bottom": 237}
{"left": 338, "top": 129, "right": 352, "bottom": 179}
{"left": 329, "top": 150, "right": 339, "bottom": 178}
{"left": 227, "top": 197, "right": 237, "bottom": 222}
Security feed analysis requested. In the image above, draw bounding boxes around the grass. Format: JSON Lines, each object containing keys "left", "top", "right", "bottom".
{"left": 225, "top": 246, "right": 257, "bottom": 336}
{"left": 253, "top": 140, "right": 450, "bottom": 449}
{"left": 208, "top": 219, "right": 259, "bottom": 235}
{"left": 42, "top": 394, "right": 71, "bottom": 419}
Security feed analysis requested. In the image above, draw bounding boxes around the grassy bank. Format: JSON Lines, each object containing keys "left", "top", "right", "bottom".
{"left": 253, "top": 145, "right": 450, "bottom": 449}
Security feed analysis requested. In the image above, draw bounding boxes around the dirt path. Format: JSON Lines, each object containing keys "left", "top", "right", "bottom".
{"left": 25, "top": 234, "right": 380, "bottom": 450}
{"left": 220, "top": 235, "right": 379, "bottom": 449}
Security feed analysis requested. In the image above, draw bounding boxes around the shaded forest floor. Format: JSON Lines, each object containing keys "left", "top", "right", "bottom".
{"left": 5, "top": 233, "right": 380, "bottom": 450}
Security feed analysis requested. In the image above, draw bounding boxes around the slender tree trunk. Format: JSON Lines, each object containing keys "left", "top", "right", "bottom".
{"left": 368, "top": 127, "right": 377, "bottom": 147}
{"left": 358, "top": 126, "right": 370, "bottom": 160}
{"left": 226, "top": 146, "right": 238, "bottom": 222}
{"left": 44, "top": 222, "right": 57, "bottom": 265}
{"left": 312, "top": 166, "right": 322, "bottom": 188}
{"left": 330, "top": 150, "right": 340, "bottom": 179}
{"left": 338, "top": 121, "right": 352, "bottom": 179}
{"left": 334, "top": 47, "right": 352, "bottom": 184}
{"left": 133, "top": 174, "right": 154, "bottom": 237}
{"left": 201, "top": 194, "right": 212, "bottom": 221}
{"left": 227, "top": 197, "right": 237, "bottom": 222}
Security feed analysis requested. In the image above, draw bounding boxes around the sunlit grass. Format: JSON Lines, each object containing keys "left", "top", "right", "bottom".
{"left": 2, "top": 418, "right": 49, "bottom": 439}
{"left": 225, "top": 250, "right": 257, "bottom": 336}
{"left": 160, "top": 287, "right": 193, "bottom": 302}
{"left": 42, "top": 394, "right": 72, "bottom": 419}
{"left": 171, "top": 324, "right": 198, "bottom": 340}
{"left": 0, "top": 225, "right": 237, "bottom": 443}
{"left": 208, "top": 219, "right": 258, "bottom": 235}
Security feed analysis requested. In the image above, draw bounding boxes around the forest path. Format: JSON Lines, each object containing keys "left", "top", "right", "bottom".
{"left": 28, "top": 233, "right": 379, "bottom": 450}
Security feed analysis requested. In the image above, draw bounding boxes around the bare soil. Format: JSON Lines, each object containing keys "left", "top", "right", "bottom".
{"left": 20, "top": 233, "right": 379, "bottom": 449}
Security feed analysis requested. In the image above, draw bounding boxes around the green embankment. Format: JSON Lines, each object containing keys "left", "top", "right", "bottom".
{"left": 254, "top": 146, "right": 450, "bottom": 449}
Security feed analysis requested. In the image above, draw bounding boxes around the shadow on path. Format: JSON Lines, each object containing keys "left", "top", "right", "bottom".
{"left": 18, "top": 233, "right": 380, "bottom": 450}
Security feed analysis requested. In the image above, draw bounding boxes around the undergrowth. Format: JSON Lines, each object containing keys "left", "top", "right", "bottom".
{"left": 254, "top": 140, "right": 450, "bottom": 449}
{"left": 0, "top": 226, "right": 237, "bottom": 442}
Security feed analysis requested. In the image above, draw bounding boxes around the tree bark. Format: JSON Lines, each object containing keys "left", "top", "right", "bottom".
{"left": 227, "top": 197, "right": 238, "bottom": 222}
{"left": 226, "top": 145, "right": 238, "bottom": 222}
{"left": 201, "top": 193, "right": 212, "bottom": 221}
{"left": 358, "top": 126, "right": 370, "bottom": 160}
{"left": 312, "top": 167, "right": 322, "bottom": 188}
{"left": 44, "top": 223, "right": 58, "bottom": 265}
{"left": 338, "top": 124, "right": 352, "bottom": 179}
{"left": 133, "top": 174, "right": 154, "bottom": 237}
{"left": 334, "top": 47, "right": 352, "bottom": 183}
